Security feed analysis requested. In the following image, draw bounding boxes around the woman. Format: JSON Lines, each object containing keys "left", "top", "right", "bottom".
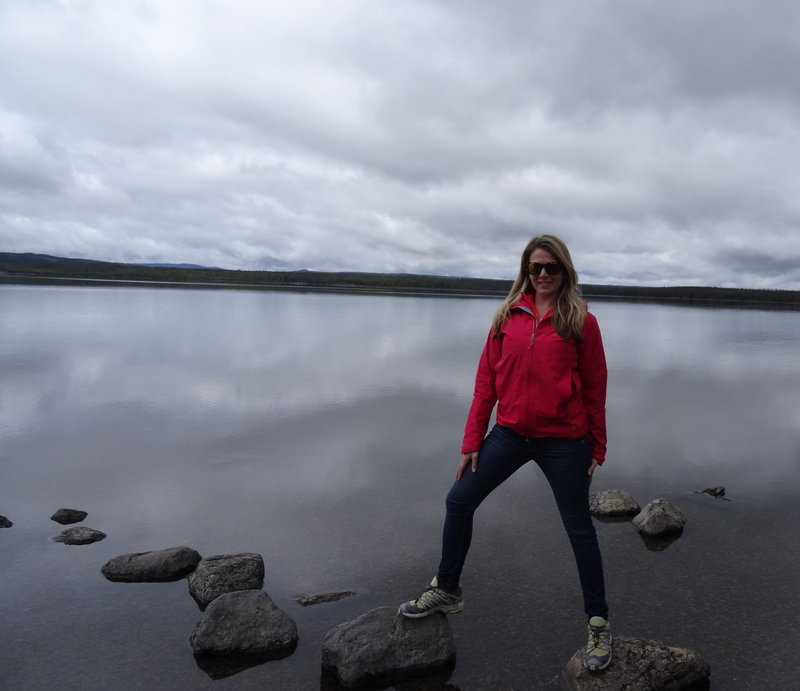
{"left": 398, "top": 234, "right": 612, "bottom": 672}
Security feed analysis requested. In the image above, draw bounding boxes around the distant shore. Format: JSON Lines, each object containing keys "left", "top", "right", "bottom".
{"left": 2, "top": 251, "right": 798, "bottom": 309}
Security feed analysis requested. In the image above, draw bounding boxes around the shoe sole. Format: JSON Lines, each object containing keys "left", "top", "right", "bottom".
{"left": 583, "top": 651, "right": 612, "bottom": 672}
{"left": 397, "top": 602, "right": 464, "bottom": 619}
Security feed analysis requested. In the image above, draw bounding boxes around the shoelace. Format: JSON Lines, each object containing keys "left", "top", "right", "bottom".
{"left": 414, "top": 587, "right": 439, "bottom": 606}
{"left": 588, "top": 625, "right": 611, "bottom": 651}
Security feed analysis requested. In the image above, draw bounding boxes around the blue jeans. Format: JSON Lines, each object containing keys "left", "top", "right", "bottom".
{"left": 437, "top": 424, "right": 608, "bottom": 619}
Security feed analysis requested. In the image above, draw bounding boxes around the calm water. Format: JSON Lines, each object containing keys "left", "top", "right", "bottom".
{"left": 1, "top": 284, "right": 798, "bottom": 690}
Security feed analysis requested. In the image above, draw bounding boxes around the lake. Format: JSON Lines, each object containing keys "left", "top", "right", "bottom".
{"left": 1, "top": 284, "right": 798, "bottom": 690}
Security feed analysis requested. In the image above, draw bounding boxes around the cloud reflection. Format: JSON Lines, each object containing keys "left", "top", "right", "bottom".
{"left": 2, "top": 286, "right": 798, "bottom": 498}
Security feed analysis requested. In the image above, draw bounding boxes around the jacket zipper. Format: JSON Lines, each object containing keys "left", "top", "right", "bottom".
{"left": 512, "top": 304, "right": 538, "bottom": 437}
{"left": 523, "top": 307, "right": 537, "bottom": 436}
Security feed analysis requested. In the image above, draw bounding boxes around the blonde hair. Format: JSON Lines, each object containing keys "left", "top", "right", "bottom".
{"left": 491, "top": 234, "right": 587, "bottom": 340}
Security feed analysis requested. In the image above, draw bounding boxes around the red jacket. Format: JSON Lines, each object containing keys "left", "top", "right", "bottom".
{"left": 462, "top": 293, "right": 608, "bottom": 462}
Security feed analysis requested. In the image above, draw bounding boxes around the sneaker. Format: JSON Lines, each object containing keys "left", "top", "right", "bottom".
{"left": 398, "top": 577, "right": 463, "bottom": 618}
{"left": 582, "top": 616, "right": 612, "bottom": 671}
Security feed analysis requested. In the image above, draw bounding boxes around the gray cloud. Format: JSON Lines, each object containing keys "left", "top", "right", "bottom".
{"left": 1, "top": 0, "right": 798, "bottom": 288}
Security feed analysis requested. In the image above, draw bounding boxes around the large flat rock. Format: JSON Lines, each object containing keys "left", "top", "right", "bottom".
{"left": 561, "top": 636, "right": 710, "bottom": 690}
{"left": 101, "top": 545, "right": 202, "bottom": 582}
{"left": 322, "top": 606, "right": 455, "bottom": 688}
{"left": 188, "top": 553, "right": 265, "bottom": 610}
{"left": 189, "top": 589, "right": 298, "bottom": 660}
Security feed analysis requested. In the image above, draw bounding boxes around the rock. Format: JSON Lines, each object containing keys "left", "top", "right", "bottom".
{"left": 53, "top": 526, "right": 106, "bottom": 545}
{"left": 632, "top": 499, "right": 687, "bottom": 537}
{"left": 589, "top": 490, "right": 641, "bottom": 517}
{"left": 189, "top": 590, "right": 297, "bottom": 661}
{"left": 51, "top": 508, "right": 88, "bottom": 524}
{"left": 101, "top": 546, "right": 202, "bottom": 582}
{"left": 695, "top": 486, "right": 728, "bottom": 500}
{"left": 0, "top": 515, "right": 12, "bottom": 528}
{"left": 188, "top": 553, "right": 265, "bottom": 610}
{"left": 561, "top": 636, "right": 711, "bottom": 690}
{"left": 293, "top": 591, "right": 357, "bottom": 606}
{"left": 697, "top": 486, "right": 724, "bottom": 497}
{"left": 321, "top": 606, "right": 455, "bottom": 688}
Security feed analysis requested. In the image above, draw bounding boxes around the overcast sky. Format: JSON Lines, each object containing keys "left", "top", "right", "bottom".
{"left": 1, "top": 1, "right": 799, "bottom": 288}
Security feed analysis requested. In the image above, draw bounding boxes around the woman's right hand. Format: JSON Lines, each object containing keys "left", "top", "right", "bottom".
{"left": 456, "top": 452, "right": 479, "bottom": 480}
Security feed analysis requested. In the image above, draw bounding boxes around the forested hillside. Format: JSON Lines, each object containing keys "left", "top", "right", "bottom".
{"left": 1, "top": 252, "right": 798, "bottom": 308}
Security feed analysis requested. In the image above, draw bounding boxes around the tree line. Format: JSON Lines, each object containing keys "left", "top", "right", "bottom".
{"left": 1, "top": 252, "right": 798, "bottom": 308}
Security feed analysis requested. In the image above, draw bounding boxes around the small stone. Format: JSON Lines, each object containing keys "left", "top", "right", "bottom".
{"left": 102, "top": 546, "right": 202, "bottom": 582}
{"left": 51, "top": 508, "right": 88, "bottom": 524}
{"left": 695, "top": 486, "right": 728, "bottom": 499}
{"left": 561, "top": 636, "right": 710, "bottom": 690}
{"left": 322, "top": 606, "right": 455, "bottom": 688}
{"left": 188, "top": 553, "right": 265, "bottom": 610}
{"left": 53, "top": 527, "right": 106, "bottom": 545}
{"left": 589, "top": 489, "right": 641, "bottom": 517}
{"left": 1, "top": 515, "right": 14, "bottom": 528}
{"left": 292, "top": 591, "right": 357, "bottom": 606}
{"left": 632, "top": 499, "right": 687, "bottom": 537}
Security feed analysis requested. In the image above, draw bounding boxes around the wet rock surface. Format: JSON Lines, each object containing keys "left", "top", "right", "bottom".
{"left": 101, "top": 545, "right": 202, "bottom": 582}
{"left": 53, "top": 526, "right": 106, "bottom": 545}
{"left": 188, "top": 553, "right": 265, "bottom": 610}
{"left": 695, "top": 486, "right": 729, "bottom": 500}
{"left": 0, "top": 515, "right": 12, "bottom": 528}
{"left": 632, "top": 499, "right": 687, "bottom": 537}
{"left": 293, "top": 590, "right": 357, "bottom": 606}
{"left": 696, "top": 486, "right": 724, "bottom": 497}
{"left": 321, "top": 606, "right": 455, "bottom": 689}
{"left": 589, "top": 489, "right": 641, "bottom": 517}
{"left": 189, "top": 589, "right": 298, "bottom": 660}
{"left": 50, "top": 508, "right": 88, "bottom": 524}
{"left": 561, "top": 636, "right": 710, "bottom": 690}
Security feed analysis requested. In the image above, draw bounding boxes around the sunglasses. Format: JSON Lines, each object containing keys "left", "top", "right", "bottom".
{"left": 527, "top": 262, "right": 563, "bottom": 276}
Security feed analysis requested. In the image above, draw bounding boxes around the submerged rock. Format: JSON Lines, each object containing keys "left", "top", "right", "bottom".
{"left": 321, "top": 606, "right": 455, "bottom": 689}
{"left": 561, "top": 636, "right": 710, "bottom": 690}
{"left": 696, "top": 486, "right": 725, "bottom": 497}
{"left": 102, "top": 546, "right": 202, "bottom": 582}
{"left": 0, "top": 515, "right": 12, "bottom": 528}
{"left": 189, "top": 589, "right": 298, "bottom": 660}
{"left": 51, "top": 508, "right": 88, "bottom": 524}
{"left": 695, "top": 486, "right": 729, "bottom": 500}
{"left": 188, "top": 553, "right": 265, "bottom": 610}
{"left": 53, "top": 526, "right": 106, "bottom": 545}
{"left": 292, "top": 591, "right": 357, "bottom": 607}
{"left": 589, "top": 489, "right": 641, "bottom": 517}
{"left": 632, "top": 499, "right": 687, "bottom": 537}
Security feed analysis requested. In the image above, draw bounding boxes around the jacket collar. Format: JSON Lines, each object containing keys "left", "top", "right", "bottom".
{"left": 512, "top": 292, "right": 552, "bottom": 320}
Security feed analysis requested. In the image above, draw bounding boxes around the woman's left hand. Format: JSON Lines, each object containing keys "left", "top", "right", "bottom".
{"left": 588, "top": 458, "right": 600, "bottom": 478}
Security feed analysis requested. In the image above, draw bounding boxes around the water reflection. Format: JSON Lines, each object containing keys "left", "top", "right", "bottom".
{"left": 637, "top": 532, "right": 684, "bottom": 552}
{"left": 319, "top": 662, "right": 456, "bottom": 691}
{"left": 0, "top": 287, "right": 482, "bottom": 436}
{"left": 195, "top": 649, "right": 296, "bottom": 680}
{"left": 1, "top": 285, "right": 799, "bottom": 691}
{"left": 591, "top": 301, "right": 800, "bottom": 489}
